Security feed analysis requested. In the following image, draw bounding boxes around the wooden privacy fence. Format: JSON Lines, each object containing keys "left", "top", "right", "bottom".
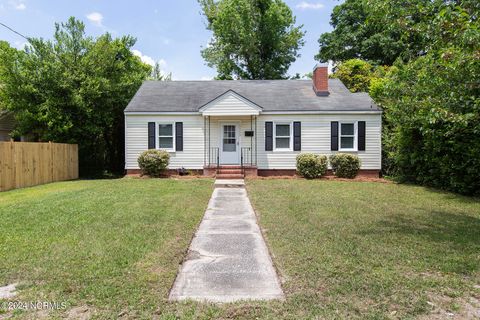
{"left": 0, "top": 141, "right": 78, "bottom": 192}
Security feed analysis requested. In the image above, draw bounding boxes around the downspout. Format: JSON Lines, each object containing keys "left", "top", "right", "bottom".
{"left": 255, "top": 116, "right": 257, "bottom": 166}
{"left": 203, "top": 116, "right": 206, "bottom": 167}
{"left": 250, "top": 115, "right": 253, "bottom": 165}
{"left": 208, "top": 116, "right": 211, "bottom": 166}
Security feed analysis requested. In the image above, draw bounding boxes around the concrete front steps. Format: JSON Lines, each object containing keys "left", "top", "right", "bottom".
{"left": 214, "top": 179, "right": 245, "bottom": 188}
{"left": 216, "top": 166, "right": 244, "bottom": 179}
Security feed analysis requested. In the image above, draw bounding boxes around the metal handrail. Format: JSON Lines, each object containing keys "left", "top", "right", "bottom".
{"left": 241, "top": 147, "right": 252, "bottom": 176}
{"left": 209, "top": 147, "right": 219, "bottom": 168}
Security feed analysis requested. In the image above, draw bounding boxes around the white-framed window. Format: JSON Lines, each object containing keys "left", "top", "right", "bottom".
{"left": 274, "top": 122, "right": 292, "bottom": 151}
{"left": 339, "top": 122, "right": 357, "bottom": 151}
{"left": 157, "top": 122, "right": 175, "bottom": 151}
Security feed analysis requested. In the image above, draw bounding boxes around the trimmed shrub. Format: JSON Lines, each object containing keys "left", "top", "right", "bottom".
{"left": 137, "top": 150, "right": 170, "bottom": 177}
{"left": 296, "top": 153, "right": 328, "bottom": 179}
{"left": 329, "top": 153, "right": 361, "bottom": 178}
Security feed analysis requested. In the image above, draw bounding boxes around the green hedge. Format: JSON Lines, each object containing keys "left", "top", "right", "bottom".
{"left": 296, "top": 153, "right": 328, "bottom": 179}
{"left": 329, "top": 153, "right": 361, "bottom": 179}
{"left": 137, "top": 150, "right": 170, "bottom": 177}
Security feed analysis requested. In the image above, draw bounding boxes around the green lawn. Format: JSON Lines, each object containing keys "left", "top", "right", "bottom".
{"left": 247, "top": 179, "right": 480, "bottom": 319}
{"left": 0, "top": 178, "right": 479, "bottom": 319}
{"left": 0, "top": 178, "right": 214, "bottom": 319}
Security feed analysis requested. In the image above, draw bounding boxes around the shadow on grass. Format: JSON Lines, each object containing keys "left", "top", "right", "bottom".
{"left": 359, "top": 210, "right": 480, "bottom": 274}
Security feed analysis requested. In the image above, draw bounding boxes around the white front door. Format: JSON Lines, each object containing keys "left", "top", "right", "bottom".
{"left": 220, "top": 123, "right": 240, "bottom": 164}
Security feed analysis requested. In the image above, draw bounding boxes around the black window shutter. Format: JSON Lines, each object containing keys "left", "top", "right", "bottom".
{"left": 293, "top": 122, "right": 301, "bottom": 151}
{"left": 358, "top": 121, "right": 366, "bottom": 151}
{"left": 148, "top": 122, "right": 156, "bottom": 149}
{"left": 331, "top": 121, "right": 339, "bottom": 151}
{"left": 265, "top": 122, "right": 273, "bottom": 151}
{"left": 175, "top": 122, "right": 183, "bottom": 151}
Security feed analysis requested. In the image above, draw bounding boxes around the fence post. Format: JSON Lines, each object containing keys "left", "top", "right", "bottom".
{"left": 49, "top": 141, "right": 54, "bottom": 182}
{"left": 10, "top": 139, "right": 15, "bottom": 189}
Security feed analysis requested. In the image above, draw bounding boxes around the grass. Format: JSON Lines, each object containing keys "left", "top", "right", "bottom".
{"left": 246, "top": 179, "right": 480, "bottom": 319}
{"left": 0, "top": 178, "right": 213, "bottom": 319}
{"left": 1, "top": 178, "right": 479, "bottom": 319}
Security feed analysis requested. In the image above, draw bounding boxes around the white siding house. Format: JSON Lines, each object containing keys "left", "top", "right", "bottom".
{"left": 125, "top": 65, "right": 382, "bottom": 177}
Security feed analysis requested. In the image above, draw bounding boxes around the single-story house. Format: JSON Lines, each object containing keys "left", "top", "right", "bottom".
{"left": 124, "top": 64, "right": 382, "bottom": 178}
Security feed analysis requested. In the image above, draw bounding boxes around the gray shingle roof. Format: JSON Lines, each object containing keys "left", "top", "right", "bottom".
{"left": 124, "top": 79, "right": 380, "bottom": 113}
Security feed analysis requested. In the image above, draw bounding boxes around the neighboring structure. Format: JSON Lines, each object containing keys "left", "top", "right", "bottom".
{"left": 0, "top": 111, "right": 15, "bottom": 141}
{"left": 124, "top": 64, "right": 382, "bottom": 178}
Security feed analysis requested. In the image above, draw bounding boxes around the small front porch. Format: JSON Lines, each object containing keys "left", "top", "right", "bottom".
{"left": 200, "top": 90, "right": 261, "bottom": 178}
{"left": 203, "top": 116, "right": 259, "bottom": 178}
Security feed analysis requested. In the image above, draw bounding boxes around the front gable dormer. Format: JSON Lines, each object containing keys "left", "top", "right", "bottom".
{"left": 199, "top": 90, "right": 262, "bottom": 116}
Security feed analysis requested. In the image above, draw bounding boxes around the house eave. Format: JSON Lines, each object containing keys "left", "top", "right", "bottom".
{"left": 124, "top": 110, "right": 382, "bottom": 115}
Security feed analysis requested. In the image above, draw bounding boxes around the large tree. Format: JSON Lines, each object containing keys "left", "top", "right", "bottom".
{"left": 370, "top": 3, "right": 480, "bottom": 195}
{"left": 199, "top": 0, "right": 305, "bottom": 79}
{"left": 315, "top": 0, "right": 450, "bottom": 65}
{"left": 315, "top": 0, "right": 407, "bottom": 65}
{"left": 0, "top": 18, "right": 151, "bottom": 174}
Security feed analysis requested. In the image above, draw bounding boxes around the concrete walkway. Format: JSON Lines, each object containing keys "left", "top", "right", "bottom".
{"left": 169, "top": 182, "right": 284, "bottom": 302}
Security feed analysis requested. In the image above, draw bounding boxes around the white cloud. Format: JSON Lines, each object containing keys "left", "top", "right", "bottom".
{"left": 131, "top": 50, "right": 168, "bottom": 74}
{"left": 13, "top": 40, "right": 28, "bottom": 50}
{"left": 157, "top": 59, "right": 167, "bottom": 69}
{"left": 296, "top": 1, "right": 324, "bottom": 10}
{"left": 200, "top": 76, "right": 213, "bottom": 81}
{"left": 86, "top": 12, "right": 104, "bottom": 27}
{"left": 9, "top": 1, "right": 26, "bottom": 10}
{"left": 131, "top": 49, "right": 155, "bottom": 66}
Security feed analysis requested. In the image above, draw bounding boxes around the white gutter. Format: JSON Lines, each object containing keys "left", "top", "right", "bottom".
{"left": 125, "top": 110, "right": 382, "bottom": 115}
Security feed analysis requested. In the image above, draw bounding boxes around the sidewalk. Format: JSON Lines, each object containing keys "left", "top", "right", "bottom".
{"left": 169, "top": 185, "right": 284, "bottom": 302}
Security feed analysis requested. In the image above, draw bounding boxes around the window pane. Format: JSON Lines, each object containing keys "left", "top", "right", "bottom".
{"left": 223, "top": 142, "right": 236, "bottom": 152}
{"left": 224, "top": 125, "right": 235, "bottom": 138}
{"left": 276, "top": 137, "right": 290, "bottom": 149}
{"left": 159, "top": 124, "right": 173, "bottom": 136}
{"left": 341, "top": 137, "right": 354, "bottom": 149}
{"left": 223, "top": 138, "right": 236, "bottom": 151}
{"left": 276, "top": 124, "right": 290, "bottom": 137}
{"left": 159, "top": 137, "right": 173, "bottom": 149}
{"left": 341, "top": 123, "right": 354, "bottom": 135}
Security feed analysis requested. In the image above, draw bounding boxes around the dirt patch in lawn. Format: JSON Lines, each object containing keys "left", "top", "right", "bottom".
{"left": 66, "top": 305, "right": 95, "bottom": 320}
{"left": 419, "top": 293, "right": 480, "bottom": 319}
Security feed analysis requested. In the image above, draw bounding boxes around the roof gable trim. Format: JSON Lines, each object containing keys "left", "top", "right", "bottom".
{"left": 199, "top": 90, "right": 263, "bottom": 116}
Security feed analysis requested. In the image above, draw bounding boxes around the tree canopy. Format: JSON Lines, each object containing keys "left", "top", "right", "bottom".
{"left": 199, "top": 0, "right": 305, "bottom": 79}
{"left": 321, "top": 0, "right": 480, "bottom": 194}
{"left": 368, "top": 2, "right": 479, "bottom": 195}
{"left": 0, "top": 17, "right": 151, "bottom": 174}
{"left": 315, "top": 0, "right": 408, "bottom": 65}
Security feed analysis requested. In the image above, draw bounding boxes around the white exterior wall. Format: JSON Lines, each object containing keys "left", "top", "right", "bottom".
{"left": 125, "top": 115, "right": 205, "bottom": 169}
{"left": 256, "top": 114, "right": 381, "bottom": 170}
{"left": 125, "top": 113, "right": 382, "bottom": 170}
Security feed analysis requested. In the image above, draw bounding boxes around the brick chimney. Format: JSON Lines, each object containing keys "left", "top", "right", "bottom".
{"left": 312, "top": 63, "right": 329, "bottom": 96}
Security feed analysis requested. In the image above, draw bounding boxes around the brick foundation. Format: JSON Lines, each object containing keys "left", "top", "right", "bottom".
{"left": 127, "top": 168, "right": 380, "bottom": 178}
{"left": 203, "top": 167, "right": 216, "bottom": 177}
{"left": 257, "top": 169, "right": 297, "bottom": 177}
{"left": 126, "top": 169, "right": 203, "bottom": 177}
{"left": 258, "top": 169, "right": 380, "bottom": 178}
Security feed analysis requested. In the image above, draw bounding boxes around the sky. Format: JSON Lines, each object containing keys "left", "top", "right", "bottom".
{"left": 0, "top": 0, "right": 341, "bottom": 80}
